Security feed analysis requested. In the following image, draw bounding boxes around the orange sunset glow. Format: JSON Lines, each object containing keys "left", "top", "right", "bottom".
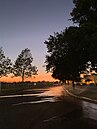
{"left": 0, "top": 73, "right": 57, "bottom": 82}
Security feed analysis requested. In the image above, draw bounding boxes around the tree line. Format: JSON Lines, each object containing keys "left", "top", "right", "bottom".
{"left": 1, "top": 0, "right": 97, "bottom": 85}
{"left": 44, "top": 0, "right": 97, "bottom": 86}
{"left": 0, "top": 48, "right": 38, "bottom": 82}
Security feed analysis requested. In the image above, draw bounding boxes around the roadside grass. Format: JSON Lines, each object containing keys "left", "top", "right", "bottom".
{"left": 80, "top": 91, "right": 97, "bottom": 99}
{"left": 67, "top": 87, "right": 97, "bottom": 100}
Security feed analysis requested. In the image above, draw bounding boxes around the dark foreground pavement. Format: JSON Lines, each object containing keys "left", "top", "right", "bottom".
{"left": 0, "top": 93, "right": 97, "bottom": 129}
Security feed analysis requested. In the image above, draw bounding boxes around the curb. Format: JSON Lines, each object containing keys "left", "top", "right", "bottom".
{"left": 63, "top": 87, "right": 97, "bottom": 104}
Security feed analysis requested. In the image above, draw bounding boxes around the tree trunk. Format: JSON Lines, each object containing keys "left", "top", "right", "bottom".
{"left": 72, "top": 80, "right": 75, "bottom": 89}
{"left": 67, "top": 80, "right": 69, "bottom": 85}
{"left": 22, "top": 70, "right": 24, "bottom": 82}
{"left": 22, "top": 76, "right": 24, "bottom": 82}
{"left": 64, "top": 80, "right": 66, "bottom": 85}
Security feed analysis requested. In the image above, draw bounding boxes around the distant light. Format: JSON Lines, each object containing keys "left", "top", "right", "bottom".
{"left": 34, "top": 83, "right": 36, "bottom": 86}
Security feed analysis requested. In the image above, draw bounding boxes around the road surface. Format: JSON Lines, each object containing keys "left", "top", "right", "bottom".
{"left": 0, "top": 86, "right": 97, "bottom": 129}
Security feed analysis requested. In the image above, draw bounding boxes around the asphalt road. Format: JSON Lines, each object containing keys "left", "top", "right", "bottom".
{"left": 0, "top": 86, "right": 97, "bottom": 129}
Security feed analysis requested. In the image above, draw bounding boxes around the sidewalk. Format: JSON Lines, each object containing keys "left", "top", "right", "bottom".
{"left": 63, "top": 85, "right": 97, "bottom": 104}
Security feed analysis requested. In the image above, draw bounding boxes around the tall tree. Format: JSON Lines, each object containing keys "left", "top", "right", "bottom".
{"left": 71, "top": 0, "right": 97, "bottom": 26}
{"left": 44, "top": 27, "right": 86, "bottom": 83}
{"left": 13, "top": 48, "right": 38, "bottom": 82}
{"left": 0, "top": 47, "right": 12, "bottom": 78}
{"left": 45, "top": 0, "right": 97, "bottom": 85}
{"left": 71, "top": 0, "right": 97, "bottom": 70}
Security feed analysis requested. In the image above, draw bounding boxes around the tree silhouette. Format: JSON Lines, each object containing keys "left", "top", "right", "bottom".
{"left": 71, "top": 0, "right": 97, "bottom": 26}
{"left": 13, "top": 48, "right": 38, "bottom": 82}
{"left": 71, "top": 0, "right": 97, "bottom": 72}
{"left": 44, "top": 27, "right": 86, "bottom": 84}
{"left": 0, "top": 47, "right": 12, "bottom": 78}
{"left": 44, "top": 0, "right": 97, "bottom": 85}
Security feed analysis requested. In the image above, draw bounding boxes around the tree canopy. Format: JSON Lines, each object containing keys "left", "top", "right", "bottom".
{"left": 44, "top": 27, "right": 86, "bottom": 82}
{"left": 13, "top": 48, "right": 38, "bottom": 82}
{"left": 0, "top": 47, "right": 12, "bottom": 78}
{"left": 71, "top": 0, "right": 97, "bottom": 70}
{"left": 71, "top": 0, "right": 97, "bottom": 26}
{"left": 44, "top": 0, "right": 97, "bottom": 83}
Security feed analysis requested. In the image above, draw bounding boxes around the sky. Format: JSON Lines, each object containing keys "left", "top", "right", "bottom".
{"left": 0, "top": 0, "right": 74, "bottom": 82}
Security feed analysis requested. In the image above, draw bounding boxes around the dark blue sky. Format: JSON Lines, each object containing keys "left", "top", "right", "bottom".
{"left": 0, "top": 0, "right": 74, "bottom": 81}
